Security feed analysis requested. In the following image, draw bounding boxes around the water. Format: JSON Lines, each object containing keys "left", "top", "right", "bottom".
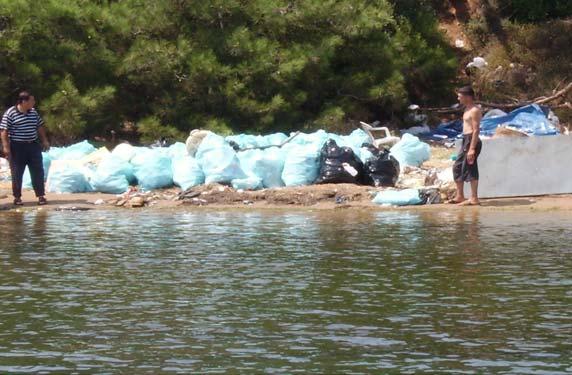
{"left": 0, "top": 209, "right": 571, "bottom": 374}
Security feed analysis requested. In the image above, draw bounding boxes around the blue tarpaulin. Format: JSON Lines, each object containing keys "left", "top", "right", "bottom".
{"left": 419, "top": 104, "right": 558, "bottom": 140}
{"left": 480, "top": 104, "right": 558, "bottom": 136}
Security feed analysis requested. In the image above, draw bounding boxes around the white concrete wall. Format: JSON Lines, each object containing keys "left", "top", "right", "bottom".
{"left": 463, "top": 135, "right": 572, "bottom": 198}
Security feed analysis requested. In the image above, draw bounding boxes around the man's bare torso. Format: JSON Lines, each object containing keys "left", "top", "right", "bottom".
{"left": 462, "top": 106, "right": 481, "bottom": 135}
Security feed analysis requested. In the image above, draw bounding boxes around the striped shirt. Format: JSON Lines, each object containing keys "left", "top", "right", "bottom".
{"left": 0, "top": 106, "right": 45, "bottom": 142}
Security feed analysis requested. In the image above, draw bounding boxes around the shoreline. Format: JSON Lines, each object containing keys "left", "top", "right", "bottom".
{"left": 2, "top": 184, "right": 572, "bottom": 213}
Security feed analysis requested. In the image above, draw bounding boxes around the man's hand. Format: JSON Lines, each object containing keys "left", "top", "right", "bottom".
{"left": 3, "top": 149, "right": 11, "bottom": 161}
{"left": 467, "top": 149, "right": 476, "bottom": 165}
{"left": 42, "top": 140, "right": 50, "bottom": 152}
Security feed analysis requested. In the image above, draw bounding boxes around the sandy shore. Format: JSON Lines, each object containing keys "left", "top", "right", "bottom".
{"left": 1, "top": 183, "right": 572, "bottom": 213}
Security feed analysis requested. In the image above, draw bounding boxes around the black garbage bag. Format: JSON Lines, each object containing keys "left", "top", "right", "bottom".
{"left": 362, "top": 143, "right": 400, "bottom": 187}
{"left": 315, "top": 139, "right": 364, "bottom": 184}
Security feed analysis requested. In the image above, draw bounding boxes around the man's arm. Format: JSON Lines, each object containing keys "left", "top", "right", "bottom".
{"left": 0, "top": 113, "right": 11, "bottom": 159}
{"left": 467, "top": 108, "right": 481, "bottom": 165}
{"left": 36, "top": 113, "right": 50, "bottom": 151}
{"left": 38, "top": 126, "right": 50, "bottom": 151}
{"left": 1, "top": 130, "right": 10, "bottom": 160}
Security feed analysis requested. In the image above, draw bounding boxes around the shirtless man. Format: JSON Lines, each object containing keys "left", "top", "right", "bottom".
{"left": 451, "top": 86, "right": 482, "bottom": 206}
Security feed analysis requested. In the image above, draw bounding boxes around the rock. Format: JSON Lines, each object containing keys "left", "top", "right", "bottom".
{"left": 94, "top": 199, "right": 105, "bottom": 205}
{"left": 115, "top": 199, "right": 127, "bottom": 207}
{"left": 129, "top": 196, "right": 145, "bottom": 207}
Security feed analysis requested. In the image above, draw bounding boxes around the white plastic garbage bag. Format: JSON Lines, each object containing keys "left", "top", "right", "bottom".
{"left": 466, "top": 57, "right": 488, "bottom": 70}
{"left": 185, "top": 129, "right": 211, "bottom": 157}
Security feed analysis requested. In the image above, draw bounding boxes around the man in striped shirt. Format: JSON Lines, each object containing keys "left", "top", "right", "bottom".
{"left": 1, "top": 91, "right": 50, "bottom": 206}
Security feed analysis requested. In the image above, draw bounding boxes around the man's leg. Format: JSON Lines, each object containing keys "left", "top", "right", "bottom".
{"left": 9, "top": 143, "right": 26, "bottom": 200}
{"left": 452, "top": 157, "right": 466, "bottom": 203}
{"left": 469, "top": 179, "right": 479, "bottom": 204}
{"left": 454, "top": 180, "right": 465, "bottom": 202}
{"left": 28, "top": 143, "right": 46, "bottom": 198}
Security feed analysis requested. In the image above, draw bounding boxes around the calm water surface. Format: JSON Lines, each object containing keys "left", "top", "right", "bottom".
{"left": 0, "top": 209, "right": 571, "bottom": 374}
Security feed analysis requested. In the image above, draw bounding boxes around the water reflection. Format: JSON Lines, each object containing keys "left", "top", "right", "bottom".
{"left": 0, "top": 210, "right": 571, "bottom": 373}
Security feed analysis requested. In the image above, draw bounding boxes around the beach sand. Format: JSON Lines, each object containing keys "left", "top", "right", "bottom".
{"left": 2, "top": 182, "right": 571, "bottom": 213}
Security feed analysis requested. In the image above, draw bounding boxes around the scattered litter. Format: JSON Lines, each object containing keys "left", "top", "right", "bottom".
{"left": 466, "top": 57, "right": 488, "bottom": 70}
{"left": 55, "top": 206, "right": 92, "bottom": 212}
{"left": 94, "top": 199, "right": 105, "bottom": 205}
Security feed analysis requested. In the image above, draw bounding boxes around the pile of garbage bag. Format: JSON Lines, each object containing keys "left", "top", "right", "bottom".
{"left": 13, "top": 127, "right": 433, "bottom": 194}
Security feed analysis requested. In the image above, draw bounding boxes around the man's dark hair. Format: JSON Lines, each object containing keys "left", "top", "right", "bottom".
{"left": 457, "top": 86, "right": 475, "bottom": 98}
{"left": 17, "top": 91, "right": 33, "bottom": 104}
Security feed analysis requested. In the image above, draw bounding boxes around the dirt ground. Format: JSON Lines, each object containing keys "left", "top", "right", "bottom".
{"left": 2, "top": 182, "right": 572, "bottom": 213}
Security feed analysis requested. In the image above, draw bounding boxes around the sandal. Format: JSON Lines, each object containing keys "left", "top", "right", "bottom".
{"left": 13, "top": 198, "right": 23, "bottom": 206}
{"left": 38, "top": 197, "right": 48, "bottom": 206}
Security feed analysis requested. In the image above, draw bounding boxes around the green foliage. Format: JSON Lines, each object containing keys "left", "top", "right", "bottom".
{"left": 41, "top": 76, "right": 115, "bottom": 141}
{"left": 137, "top": 116, "right": 186, "bottom": 144}
{"left": 497, "top": 0, "right": 572, "bottom": 22}
{"left": 472, "top": 18, "right": 572, "bottom": 109}
{"left": 1, "top": 0, "right": 458, "bottom": 140}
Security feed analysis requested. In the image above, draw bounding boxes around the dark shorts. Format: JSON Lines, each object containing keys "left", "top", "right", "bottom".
{"left": 453, "top": 134, "right": 482, "bottom": 182}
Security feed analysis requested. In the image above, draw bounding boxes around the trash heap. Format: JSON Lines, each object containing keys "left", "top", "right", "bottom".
{"left": 408, "top": 104, "right": 561, "bottom": 144}
{"left": 3, "top": 129, "right": 438, "bottom": 206}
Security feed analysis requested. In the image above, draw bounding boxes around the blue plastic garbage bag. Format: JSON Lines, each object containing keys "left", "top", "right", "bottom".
{"left": 290, "top": 130, "right": 329, "bottom": 148}
{"left": 91, "top": 156, "right": 135, "bottom": 194}
{"left": 264, "top": 133, "right": 288, "bottom": 146}
{"left": 22, "top": 152, "right": 51, "bottom": 189}
{"left": 172, "top": 156, "right": 205, "bottom": 191}
{"left": 390, "top": 134, "right": 431, "bottom": 167}
{"left": 281, "top": 145, "right": 320, "bottom": 186}
{"left": 372, "top": 189, "right": 423, "bottom": 206}
{"left": 131, "top": 150, "right": 173, "bottom": 190}
{"left": 225, "top": 134, "right": 259, "bottom": 149}
{"left": 167, "top": 142, "right": 188, "bottom": 159}
{"left": 238, "top": 147, "right": 285, "bottom": 188}
{"left": 196, "top": 133, "right": 246, "bottom": 184}
{"left": 480, "top": 104, "right": 558, "bottom": 136}
{"left": 48, "top": 140, "right": 96, "bottom": 160}
{"left": 47, "top": 163, "right": 93, "bottom": 193}
{"left": 112, "top": 143, "right": 138, "bottom": 161}
{"left": 358, "top": 147, "right": 374, "bottom": 164}
{"left": 231, "top": 176, "right": 263, "bottom": 191}
{"left": 342, "top": 129, "right": 370, "bottom": 149}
